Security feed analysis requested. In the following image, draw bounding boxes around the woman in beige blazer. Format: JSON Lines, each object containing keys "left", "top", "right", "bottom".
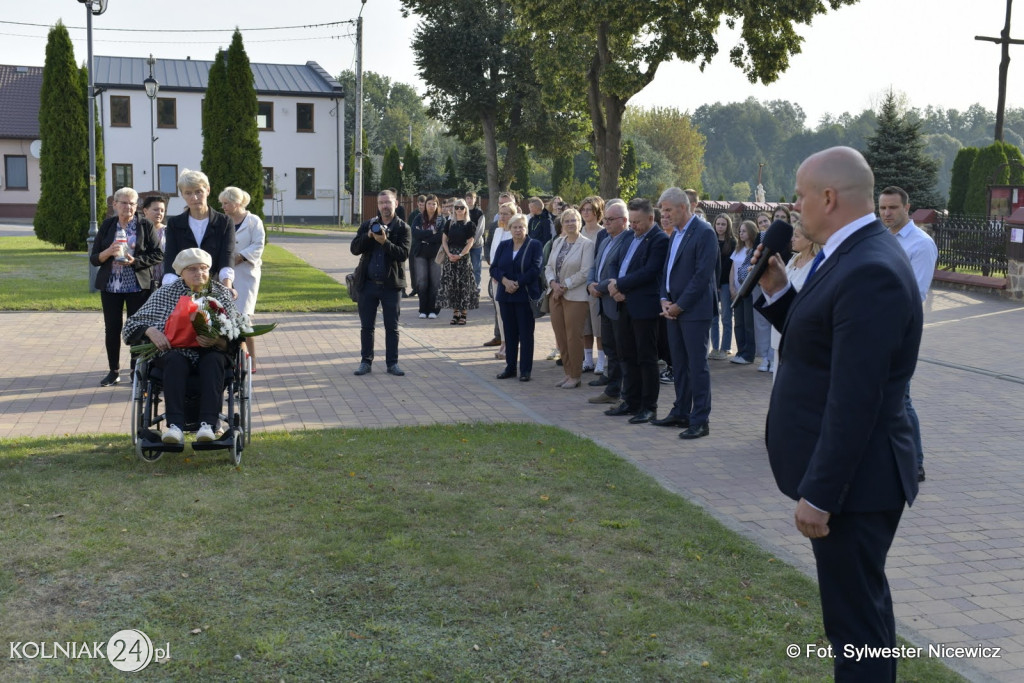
{"left": 544, "top": 207, "right": 595, "bottom": 388}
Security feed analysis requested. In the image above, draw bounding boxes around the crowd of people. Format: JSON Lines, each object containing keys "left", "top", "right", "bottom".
{"left": 352, "top": 185, "right": 814, "bottom": 440}
{"left": 91, "top": 168, "right": 265, "bottom": 441}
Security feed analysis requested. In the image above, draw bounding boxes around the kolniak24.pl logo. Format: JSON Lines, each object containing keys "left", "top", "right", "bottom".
{"left": 9, "top": 629, "right": 169, "bottom": 672}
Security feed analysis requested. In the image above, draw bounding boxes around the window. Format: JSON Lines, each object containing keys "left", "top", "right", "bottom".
{"left": 257, "top": 101, "right": 273, "bottom": 130}
{"left": 4, "top": 155, "right": 28, "bottom": 190}
{"left": 157, "top": 97, "right": 176, "bottom": 128}
{"left": 158, "top": 164, "right": 178, "bottom": 196}
{"left": 112, "top": 163, "right": 133, "bottom": 190}
{"left": 110, "top": 95, "right": 131, "bottom": 127}
{"left": 296, "top": 103, "right": 314, "bottom": 132}
{"left": 263, "top": 167, "right": 274, "bottom": 197}
{"left": 296, "top": 168, "right": 315, "bottom": 199}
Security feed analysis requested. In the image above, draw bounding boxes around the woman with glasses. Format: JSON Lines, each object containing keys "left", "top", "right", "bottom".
{"left": 161, "top": 168, "right": 236, "bottom": 296}
{"left": 141, "top": 195, "right": 167, "bottom": 290}
{"left": 89, "top": 187, "right": 164, "bottom": 386}
{"left": 437, "top": 199, "right": 480, "bottom": 324}
{"left": 545, "top": 207, "right": 595, "bottom": 388}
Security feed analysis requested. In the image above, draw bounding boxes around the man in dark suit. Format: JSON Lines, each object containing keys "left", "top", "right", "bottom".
{"left": 657, "top": 187, "right": 718, "bottom": 438}
{"left": 601, "top": 198, "right": 669, "bottom": 424}
{"left": 754, "top": 147, "right": 922, "bottom": 682}
{"left": 351, "top": 189, "right": 411, "bottom": 377}
{"left": 586, "top": 199, "right": 631, "bottom": 405}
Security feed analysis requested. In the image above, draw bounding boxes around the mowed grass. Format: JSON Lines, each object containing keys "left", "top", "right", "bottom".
{"left": 0, "top": 236, "right": 353, "bottom": 312}
{"left": 0, "top": 425, "right": 962, "bottom": 682}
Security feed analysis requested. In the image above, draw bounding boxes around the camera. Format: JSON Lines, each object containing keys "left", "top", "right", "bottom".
{"left": 370, "top": 220, "right": 385, "bottom": 235}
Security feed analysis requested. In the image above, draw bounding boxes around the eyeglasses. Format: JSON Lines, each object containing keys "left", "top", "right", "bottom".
{"left": 454, "top": 206, "right": 467, "bottom": 211}
{"left": 116, "top": 201, "right": 137, "bottom": 207}
{"left": 605, "top": 216, "right": 625, "bottom": 223}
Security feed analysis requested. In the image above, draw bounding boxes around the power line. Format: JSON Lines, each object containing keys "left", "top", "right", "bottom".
{"left": 0, "top": 19, "right": 355, "bottom": 33}
{"left": 0, "top": 31, "right": 354, "bottom": 45}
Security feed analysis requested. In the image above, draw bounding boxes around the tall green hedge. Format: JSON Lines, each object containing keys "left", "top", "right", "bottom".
{"left": 35, "top": 22, "right": 89, "bottom": 250}
{"left": 947, "top": 147, "right": 977, "bottom": 214}
{"left": 965, "top": 143, "right": 1009, "bottom": 215}
{"left": 380, "top": 144, "right": 402, "bottom": 193}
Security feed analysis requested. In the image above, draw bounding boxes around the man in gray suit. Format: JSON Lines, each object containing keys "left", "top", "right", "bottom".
{"left": 587, "top": 199, "right": 631, "bottom": 405}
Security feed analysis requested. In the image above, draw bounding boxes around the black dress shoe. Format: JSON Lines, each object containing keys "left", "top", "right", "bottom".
{"left": 604, "top": 403, "right": 637, "bottom": 416}
{"left": 496, "top": 369, "right": 517, "bottom": 379}
{"left": 100, "top": 370, "right": 120, "bottom": 387}
{"left": 679, "top": 422, "right": 710, "bottom": 439}
{"left": 588, "top": 375, "right": 610, "bottom": 387}
{"left": 386, "top": 364, "right": 405, "bottom": 376}
{"left": 353, "top": 362, "right": 371, "bottom": 376}
{"left": 651, "top": 415, "right": 689, "bottom": 428}
{"left": 628, "top": 409, "right": 654, "bottom": 424}
{"left": 519, "top": 374, "right": 531, "bottom": 382}
{"left": 917, "top": 466, "right": 926, "bottom": 483}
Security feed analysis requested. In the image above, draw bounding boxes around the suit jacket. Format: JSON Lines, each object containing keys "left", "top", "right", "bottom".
{"left": 164, "top": 208, "right": 235, "bottom": 280}
{"left": 606, "top": 226, "right": 669, "bottom": 320}
{"left": 528, "top": 210, "right": 554, "bottom": 245}
{"left": 544, "top": 234, "right": 595, "bottom": 301}
{"left": 90, "top": 215, "right": 163, "bottom": 291}
{"left": 755, "top": 219, "right": 922, "bottom": 513}
{"left": 589, "top": 229, "right": 631, "bottom": 320}
{"left": 350, "top": 215, "right": 410, "bottom": 290}
{"left": 490, "top": 237, "right": 542, "bottom": 303}
{"left": 661, "top": 216, "right": 718, "bottom": 321}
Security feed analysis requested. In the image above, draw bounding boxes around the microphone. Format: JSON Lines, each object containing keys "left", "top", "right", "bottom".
{"left": 732, "top": 220, "right": 793, "bottom": 306}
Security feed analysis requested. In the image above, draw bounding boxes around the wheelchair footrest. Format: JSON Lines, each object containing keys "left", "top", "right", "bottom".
{"left": 191, "top": 429, "right": 238, "bottom": 451}
{"left": 138, "top": 438, "right": 185, "bottom": 453}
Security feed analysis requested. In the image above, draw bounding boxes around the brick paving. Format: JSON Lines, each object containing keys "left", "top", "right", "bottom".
{"left": 2, "top": 226, "right": 1023, "bottom": 682}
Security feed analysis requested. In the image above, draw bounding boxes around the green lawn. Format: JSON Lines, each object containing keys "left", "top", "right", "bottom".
{"left": 0, "top": 425, "right": 963, "bottom": 682}
{"left": 0, "top": 236, "right": 354, "bottom": 312}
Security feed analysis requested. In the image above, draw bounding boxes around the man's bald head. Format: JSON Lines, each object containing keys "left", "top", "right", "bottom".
{"left": 795, "top": 146, "right": 876, "bottom": 243}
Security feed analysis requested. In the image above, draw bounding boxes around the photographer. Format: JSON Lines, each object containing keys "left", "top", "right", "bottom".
{"left": 350, "top": 190, "right": 410, "bottom": 376}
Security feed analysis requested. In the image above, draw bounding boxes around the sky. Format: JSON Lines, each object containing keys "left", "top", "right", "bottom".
{"left": 0, "top": 0, "right": 1020, "bottom": 127}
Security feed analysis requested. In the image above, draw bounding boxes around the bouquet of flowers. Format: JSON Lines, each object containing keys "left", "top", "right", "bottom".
{"left": 131, "top": 286, "right": 276, "bottom": 361}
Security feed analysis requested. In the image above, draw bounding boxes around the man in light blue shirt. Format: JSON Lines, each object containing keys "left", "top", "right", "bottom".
{"left": 879, "top": 186, "right": 937, "bottom": 483}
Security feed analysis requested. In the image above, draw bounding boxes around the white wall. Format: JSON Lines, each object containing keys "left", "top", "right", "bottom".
{"left": 0, "top": 138, "right": 41, "bottom": 215}
{"left": 101, "top": 89, "right": 343, "bottom": 221}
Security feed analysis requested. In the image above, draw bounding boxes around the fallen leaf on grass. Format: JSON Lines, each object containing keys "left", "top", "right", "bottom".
{"left": 472, "top": 644, "right": 480, "bottom": 651}
{"left": 48, "top": 513, "right": 65, "bottom": 519}
{"left": 347, "top": 631, "right": 366, "bottom": 639}
{"left": 189, "top": 628, "right": 202, "bottom": 635}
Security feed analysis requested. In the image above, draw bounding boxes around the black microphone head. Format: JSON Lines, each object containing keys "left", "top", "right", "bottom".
{"left": 763, "top": 219, "right": 794, "bottom": 252}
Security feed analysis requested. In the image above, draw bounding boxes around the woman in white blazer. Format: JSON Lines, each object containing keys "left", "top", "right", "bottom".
{"left": 544, "top": 207, "right": 594, "bottom": 388}
{"left": 220, "top": 186, "right": 266, "bottom": 366}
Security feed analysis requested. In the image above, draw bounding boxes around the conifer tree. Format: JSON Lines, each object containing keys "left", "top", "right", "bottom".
{"left": 380, "top": 145, "right": 403, "bottom": 193}
{"left": 947, "top": 147, "right": 978, "bottom": 214}
{"left": 35, "top": 22, "right": 89, "bottom": 250}
{"left": 863, "top": 91, "right": 943, "bottom": 209}
{"left": 965, "top": 143, "right": 1010, "bottom": 215}
{"left": 551, "top": 155, "right": 573, "bottom": 196}
{"left": 444, "top": 154, "right": 458, "bottom": 190}
{"left": 201, "top": 49, "right": 229, "bottom": 203}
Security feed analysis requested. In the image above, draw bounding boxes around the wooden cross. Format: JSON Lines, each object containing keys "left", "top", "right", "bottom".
{"left": 976, "top": 0, "right": 1023, "bottom": 141}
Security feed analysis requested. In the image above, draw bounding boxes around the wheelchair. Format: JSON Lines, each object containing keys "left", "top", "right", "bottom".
{"left": 130, "top": 344, "right": 252, "bottom": 465}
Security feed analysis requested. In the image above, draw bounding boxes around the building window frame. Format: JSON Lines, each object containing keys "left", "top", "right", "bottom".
{"left": 296, "top": 167, "right": 315, "bottom": 199}
{"left": 4, "top": 155, "right": 28, "bottom": 190}
{"left": 257, "top": 101, "right": 274, "bottom": 131}
{"left": 296, "top": 102, "right": 314, "bottom": 133}
{"left": 110, "top": 95, "right": 131, "bottom": 127}
{"left": 263, "top": 167, "right": 274, "bottom": 198}
{"left": 156, "top": 97, "right": 177, "bottom": 128}
{"left": 158, "top": 164, "right": 179, "bottom": 196}
{"left": 112, "top": 163, "right": 133, "bottom": 190}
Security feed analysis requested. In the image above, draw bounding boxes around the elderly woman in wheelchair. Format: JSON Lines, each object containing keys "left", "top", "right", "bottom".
{"left": 123, "top": 248, "right": 250, "bottom": 455}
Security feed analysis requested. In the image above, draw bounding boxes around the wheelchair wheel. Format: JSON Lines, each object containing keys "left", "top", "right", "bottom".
{"left": 130, "top": 370, "right": 140, "bottom": 446}
{"left": 239, "top": 354, "right": 252, "bottom": 447}
{"left": 229, "top": 430, "right": 242, "bottom": 466}
{"left": 135, "top": 439, "right": 163, "bottom": 463}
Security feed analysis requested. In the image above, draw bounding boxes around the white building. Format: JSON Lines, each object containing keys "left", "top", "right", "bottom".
{"left": 94, "top": 55, "right": 346, "bottom": 222}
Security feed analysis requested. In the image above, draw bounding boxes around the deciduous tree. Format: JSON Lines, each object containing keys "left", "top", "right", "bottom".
{"left": 510, "top": 0, "right": 858, "bottom": 198}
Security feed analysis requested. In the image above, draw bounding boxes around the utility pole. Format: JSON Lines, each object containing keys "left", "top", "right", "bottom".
{"left": 976, "top": 0, "right": 1022, "bottom": 142}
{"left": 353, "top": 0, "right": 366, "bottom": 226}
{"left": 79, "top": 0, "right": 108, "bottom": 292}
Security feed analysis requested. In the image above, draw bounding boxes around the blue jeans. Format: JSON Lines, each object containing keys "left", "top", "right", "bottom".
{"left": 711, "top": 283, "right": 732, "bottom": 352}
{"left": 733, "top": 295, "right": 755, "bottom": 362}
{"left": 470, "top": 246, "right": 483, "bottom": 286}
{"left": 905, "top": 379, "right": 923, "bottom": 467}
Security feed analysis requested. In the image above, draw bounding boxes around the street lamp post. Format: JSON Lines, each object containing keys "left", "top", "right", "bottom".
{"left": 144, "top": 54, "right": 159, "bottom": 192}
{"left": 78, "top": 0, "right": 108, "bottom": 292}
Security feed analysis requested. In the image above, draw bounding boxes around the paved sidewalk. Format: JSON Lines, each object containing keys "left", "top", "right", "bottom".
{"left": 2, "top": 230, "right": 1023, "bottom": 681}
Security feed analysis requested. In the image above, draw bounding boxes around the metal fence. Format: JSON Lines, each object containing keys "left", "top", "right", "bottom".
{"left": 932, "top": 215, "right": 1008, "bottom": 278}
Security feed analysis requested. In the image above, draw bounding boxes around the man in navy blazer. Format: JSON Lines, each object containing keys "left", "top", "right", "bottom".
{"left": 587, "top": 199, "right": 631, "bottom": 404}
{"left": 657, "top": 187, "right": 719, "bottom": 438}
{"left": 754, "top": 147, "right": 922, "bottom": 682}
{"left": 601, "top": 198, "right": 670, "bottom": 424}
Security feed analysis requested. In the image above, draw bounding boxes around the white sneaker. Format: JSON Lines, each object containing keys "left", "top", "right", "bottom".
{"left": 196, "top": 422, "right": 216, "bottom": 442}
{"left": 161, "top": 424, "right": 183, "bottom": 444}
{"left": 594, "top": 365, "right": 605, "bottom": 375}
{"left": 418, "top": 313, "right": 427, "bottom": 319}
{"left": 757, "top": 359, "right": 771, "bottom": 372}
{"left": 730, "top": 356, "right": 751, "bottom": 365}
{"left": 427, "top": 312, "right": 437, "bottom": 319}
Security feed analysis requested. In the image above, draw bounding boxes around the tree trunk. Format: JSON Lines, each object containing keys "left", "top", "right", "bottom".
{"left": 481, "top": 108, "right": 501, "bottom": 206}
{"left": 587, "top": 22, "right": 626, "bottom": 199}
